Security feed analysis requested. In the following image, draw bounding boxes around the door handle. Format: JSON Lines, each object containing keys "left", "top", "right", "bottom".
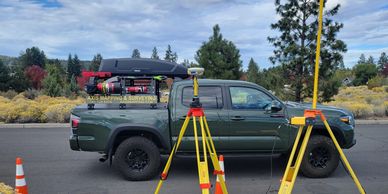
{"left": 231, "top": 116, "right": 245, "bottom": 121}
{"left": 270, "top": 114, "right": 285, "bottom": 118}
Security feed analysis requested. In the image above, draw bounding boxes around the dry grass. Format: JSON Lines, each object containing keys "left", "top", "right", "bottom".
{"left": 0, "top": 182, "right": 14, "bottom": 194}
{"left": 0, "top": 94, "right": 85, "bottom": 123}
{"left": 325, "top": 86, "right": 388, "bottom": 118}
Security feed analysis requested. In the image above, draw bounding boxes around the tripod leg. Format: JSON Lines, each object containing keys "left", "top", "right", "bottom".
{"left": 154, "top": 115, "right": 191, "bottom": 194}
{"left": 323, "top": 120, "right": 365, "bottom": 194}
{"left": 279, "top": 125, "right": 303, "bottom": 193}
{"left": 279, "top": 125, "right": 313, "bottom": 194}
{"left": 193, "top": 116, "right": 210, "bottom": 194}
{"left": 201, "top": 116, "right": 228, "bottom": 194}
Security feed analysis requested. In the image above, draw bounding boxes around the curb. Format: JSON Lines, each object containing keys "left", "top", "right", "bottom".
{"left": 0, "top": 123, "right": 69, "bottom": 128}
{"left": 355, "top": 120, "right": 388, "bottom": 125}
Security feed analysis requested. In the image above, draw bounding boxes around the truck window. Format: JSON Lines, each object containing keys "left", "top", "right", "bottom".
{"left": 182, "top": 87, "right": 223, "bottom": 109}
{"left": 229, "top": 87, "right": 272, "bottom": 109}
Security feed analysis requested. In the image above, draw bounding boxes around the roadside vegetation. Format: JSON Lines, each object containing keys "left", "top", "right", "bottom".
{"left": 0, "top": 92, "right": 84, "bottom": 123}
{"left": 0, "top": 182, "right": 13, "bottom": 194}
{"left": 326, "top": 86, "right": 388, "bottom": 118}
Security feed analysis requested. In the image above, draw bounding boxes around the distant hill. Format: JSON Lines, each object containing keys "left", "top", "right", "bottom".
{"left": 0, "top": 54, "right": 91, "bottom": 70}
{"left": 0, "top": 55, "right": 18, "bottom": 66}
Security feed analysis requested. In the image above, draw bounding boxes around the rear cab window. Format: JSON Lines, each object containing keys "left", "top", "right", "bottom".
{"left": 182, "top": 86, "right": 223, "bottom": 109}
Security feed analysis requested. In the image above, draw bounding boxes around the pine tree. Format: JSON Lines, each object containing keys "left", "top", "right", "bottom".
{"left": 43, "top": 63, "right": 63, "bottom": 97}
{"left": 246, "top": 58, "right": 259, "bottom": 84}
{"left": 19, "top": 46, "right": 47, "bottom": 69}
{"left": 357, "top": 54, "right": 366, "bottom": 64}
{"left": 268, "top": 0, "right": 347, "bottom": 102}
{"left": 165, "top": 45, "right": 173, "bottom": 62}
{"left": 0, "top": 59, "right": 11, "bottom": 91}
{"left": 67, "top": 54, "right": 73, "bottom": 81}
{"left": 90, "top": 53, "right": 103, "bottom": 71}
{"left": 378, "top": 52, "right": 388, "bottom": 72}
{"left": 9, "top": 65, "right": 31, "bottom": 92}
{"left": 132, "top": 49, "right": 141, "bottom": 58}
{"left": 367, "top": 56, "right": 375, "bottom": 64}
{"left": 195, "top": 24, "right": 242, "bottom": 80}
{"left": 66, "top": 54, "right": 81, "bottom": 81}
{"left": 172, "top": 52, "right": 178, "bottom": 62}
{"left": 151, "top": 47, "right": 159, "bottom": 59}
{"left": 69, "top": 74, "right": 79, "bottom": 94}
{"left": 182, "top": 59, "right": 190, "bottom": 67}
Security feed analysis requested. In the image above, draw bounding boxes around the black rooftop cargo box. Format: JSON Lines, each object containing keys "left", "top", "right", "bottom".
{"left": 99, "top": 58, "right": 189, "bottom": 79}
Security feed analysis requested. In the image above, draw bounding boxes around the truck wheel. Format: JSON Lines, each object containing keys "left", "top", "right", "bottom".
{"left": 115, "top": 136, "right": 160, "bottom": 181}
{"left": 300, "top": 135, "right": 339, "bottom": 178}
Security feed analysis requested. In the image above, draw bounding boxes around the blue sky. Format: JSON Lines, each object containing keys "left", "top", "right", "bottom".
{"left": 0, "top": 0, "right": 387, "bottom": 69}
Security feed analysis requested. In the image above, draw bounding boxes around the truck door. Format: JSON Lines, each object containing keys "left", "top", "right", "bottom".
{"left": 171, "top": 85, "right": 229, "bottom": 151}
{"left": 226, "top": 86, "right": 289, "bottom": 151}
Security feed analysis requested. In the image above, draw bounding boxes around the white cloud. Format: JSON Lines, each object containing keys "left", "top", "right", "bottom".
{"left": 0, "top": 0, "right": 387, "bottom": 70}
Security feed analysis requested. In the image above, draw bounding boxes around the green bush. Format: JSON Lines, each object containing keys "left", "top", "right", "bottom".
{"left": 367, "top": 75, "right": 388, "bottom": 89}
{"left": 0, "top": 90, "right": 18, "bottom": 99}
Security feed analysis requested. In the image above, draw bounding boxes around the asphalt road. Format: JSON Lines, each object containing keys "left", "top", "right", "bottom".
{"left": 0, "top": 125, "right": 387, "bottom": 194}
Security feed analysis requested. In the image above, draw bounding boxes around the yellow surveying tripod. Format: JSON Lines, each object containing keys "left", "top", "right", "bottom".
{"left": 154, "top": 68, "right": 228, "bottom": 194}
{"left": 278, "top": 0, "right": 365, "bottom": 193}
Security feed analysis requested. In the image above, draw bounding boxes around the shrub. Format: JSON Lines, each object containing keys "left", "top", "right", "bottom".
{"left": 43, "top": 103, "right": 75, "bottom": 123}
{"left": 367, "top": 75, "right": 384, "bottom": 89}
{"left": 326, "top": 86, "right": 388, "bottom": 118}
{"left": 385, "top": 101, "right": 388, "bottom": 116}
{"left": 6, "top": 98, "right": 43, "bottom": 123}
{"left": 23, "top": 88, "right": 42, "bottom": 99}
{"left": 0, "top": 94, "right": 85, "bottom": 123}
{"left": 0, "top": 182, "right": 13, "bottom": 194}
{"left": 0, "top": 90, "right": 18, "bottom": 99}
{"left": 0, "top": 97, "right": 11, "bottom": 122}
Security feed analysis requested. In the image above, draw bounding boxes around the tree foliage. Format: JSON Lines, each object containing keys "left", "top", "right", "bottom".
{"left": 151, "top": 47, "right": 160, "bottom": 59}
{"left": 195, "top": 24, "right": 242, "bottom": 80}
{"left": 67, "top": 54, "right": 81, "bottom": 81}
{"left": 9, "top": 65, "right": 31, "bottom": 92}
{"left": 357, "top": 54, "right": 366, "bottom": 64}
{"left": 131, "top": 49, "right": 141, "bottom": 58}
{"left": 19, "top": 46, "right": 47, "bottom": 69}
{"left": 367, "top": 56, "right": 375, "bottom": 65}
{"left": 25, "top": 65, "right": 47, "bottom": 90}
{"left": 43, "top": 63, "right": 64, "bottom": 97}
{"left": 352, "top": 63, "right": 378, "bottom": 86}
{"left": 268, "top": 0, "right": 347, "bottom": 102}
{"left": 164, "top": 45, "right": 178, "bottom": 62}
{"left": 246, "top": 58, "right": 260, "bottom": 84}
{"left": 0, "top": 59, "right": 11, "bottom": 91}
{"left": 378, "top": 52, "right": 388, "bottom": 74}
{"left": 90, "top": 53, "right": 103, "bottom": 71}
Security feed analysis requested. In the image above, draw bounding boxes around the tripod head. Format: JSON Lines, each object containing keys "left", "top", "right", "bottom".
{"left": 187, "top": 67, "right": 204, "bottom": 108}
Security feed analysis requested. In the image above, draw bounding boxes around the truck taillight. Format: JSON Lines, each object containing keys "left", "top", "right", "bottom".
{"left": 71, "top": 114, "right": 80, "bottom": 129}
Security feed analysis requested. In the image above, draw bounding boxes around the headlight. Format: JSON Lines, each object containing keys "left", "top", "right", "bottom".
{"left": 340, "top": 115, "right": 352, "bottom": 124}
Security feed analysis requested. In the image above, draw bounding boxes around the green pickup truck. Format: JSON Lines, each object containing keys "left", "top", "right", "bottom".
{"left": 69, "top": 79, "right": 356, "bottom": 181}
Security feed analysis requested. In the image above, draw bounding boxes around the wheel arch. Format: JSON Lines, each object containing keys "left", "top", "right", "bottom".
{"left": 105, "top": 125, "right": 169, "bottom": 160}
{"left": 311, "top": 125, "right": 345, "bottom": 147}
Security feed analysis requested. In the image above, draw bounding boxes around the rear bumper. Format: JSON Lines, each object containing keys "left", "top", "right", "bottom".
{"left": 69, "top": 135, "right": 80, "bottom": 151}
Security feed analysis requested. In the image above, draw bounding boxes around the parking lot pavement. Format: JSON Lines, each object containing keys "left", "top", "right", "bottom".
{"left": 0, "top": 125, "right": 388, "bottom": 194}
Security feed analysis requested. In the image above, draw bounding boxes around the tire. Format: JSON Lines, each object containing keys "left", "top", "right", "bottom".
{"left": 115, "top": 136, "right": 160, "bottom": 181}
{"left": 300, "top": 135, "right": 339, "bottom": 178}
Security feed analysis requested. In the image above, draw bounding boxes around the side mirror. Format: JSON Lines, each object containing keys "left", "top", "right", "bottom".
{"left": 270, "top": 100, "right": 282, "bottom": 112}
